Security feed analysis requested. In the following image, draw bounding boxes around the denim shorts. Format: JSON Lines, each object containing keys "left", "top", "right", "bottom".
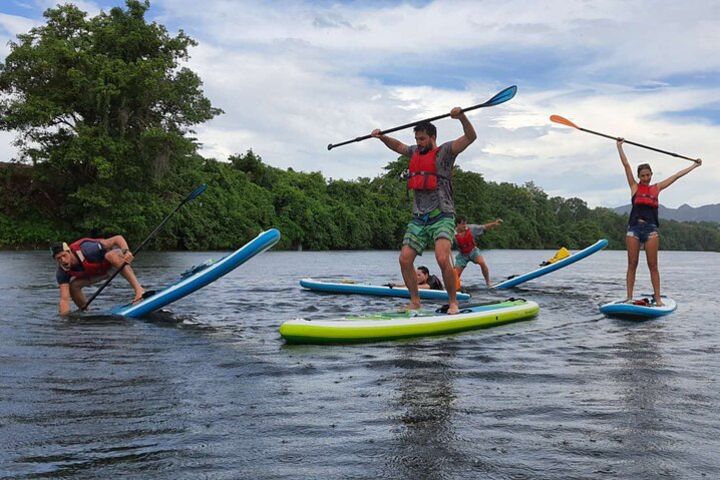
{"left": 627, "top": 222, "right": 659, "bottom": 244}
{"left": 455, "top": 247, "right": 483, "bottom": 269}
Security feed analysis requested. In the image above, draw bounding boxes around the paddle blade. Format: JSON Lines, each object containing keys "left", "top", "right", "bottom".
{"left": 550, "top": 115, "right": 580, "bottom": 129}
{"left": 186, "top": 184, "right": 207, "bottom": 202}
{"left": 484, "top": 85, "right": 517, "bottom": 107}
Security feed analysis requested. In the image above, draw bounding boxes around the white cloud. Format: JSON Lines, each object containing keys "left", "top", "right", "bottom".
{"left": 0, "top": 12, "right": 37, "bottom": 35}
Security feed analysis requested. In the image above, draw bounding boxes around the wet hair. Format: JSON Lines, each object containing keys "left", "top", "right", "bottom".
{"left": 413, "top": 121, "right": 436, "bottom": 138}
{"left": 457, "top": 216, "right": 468, "bottom": 224}
{"left": 417, "top": 266, "right": 430, "bottom": 276}
{"left": 50, "top": 242, "right": 68, "bottom": 258}
{"left": 637, "top": 163, "right": 652, "bottom": 175}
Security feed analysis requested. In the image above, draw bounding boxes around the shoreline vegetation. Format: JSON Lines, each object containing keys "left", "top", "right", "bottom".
{"left": 0, "top": 2, "right": 717, "bottom": 253}
{"left": 2, "top": 156, "right": 719, "bottom": 252}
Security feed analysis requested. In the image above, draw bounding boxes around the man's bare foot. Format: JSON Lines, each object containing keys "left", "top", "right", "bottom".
{"left": 403, "top": 300, "right": 421, "bottom": 311}
{"left": 132, "top": 289, "right": 146, "bottom": 304}
{"left": 447, "top": 302, "right": 459, "bottom": 315}
{"left": 653, "top": 296, "right": 664, "bottom": 307}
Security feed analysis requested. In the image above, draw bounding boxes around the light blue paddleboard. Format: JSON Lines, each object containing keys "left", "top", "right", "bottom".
{"left": 599, "top": 296, "right": 676, "bottom": 319}
{"left": 300, "top": 278, "right": 471, "bottom": 302}
{"left": 110, "top": 229, "right": 281, "bottom": 318}
{"left": 493, "top": 239, "right": 608, "bottom": 290}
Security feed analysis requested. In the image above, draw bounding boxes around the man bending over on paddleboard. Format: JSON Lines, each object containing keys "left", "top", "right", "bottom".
{"left": 617, "top": 138, "right": 702, "bottom": 306}
{"left": 454, "top": 216, "right": 502, "bottom": 288}
{"left": 51, "top": 236, "right": 145, "bottom": 315}
{"left": 371, "top": 108, "right": 477, "bottom": 314}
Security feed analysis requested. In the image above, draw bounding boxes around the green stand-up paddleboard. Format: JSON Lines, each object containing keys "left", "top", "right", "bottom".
{"left": 279, "top": 298, "right": 539, "bottom": 344}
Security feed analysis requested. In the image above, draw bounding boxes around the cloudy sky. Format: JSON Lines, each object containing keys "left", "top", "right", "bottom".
{"left": 1, "top": 0, "right": 719, "bottom": 208}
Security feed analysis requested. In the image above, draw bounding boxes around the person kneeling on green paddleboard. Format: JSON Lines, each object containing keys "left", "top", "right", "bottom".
{"left": 371, "top": 108, "right": 477, "bottom": 314}
{"left": 454, "top": 216, "right": 502, "bottom": 288}
{"left": 51, "top": 236, "right": 145, "bottom": 315}
{"left": 617, "top": 138, "right": 702, "bottom": 306}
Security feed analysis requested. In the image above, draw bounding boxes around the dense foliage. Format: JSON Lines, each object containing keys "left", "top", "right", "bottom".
{"left": 1, "top": 1, "right": 717, "bottom": 252}
{"left": 0, "top": 0, "right": 221, "bottom": 243}
{"left": 2, "top": 152, "right": 719, "bottom": 251}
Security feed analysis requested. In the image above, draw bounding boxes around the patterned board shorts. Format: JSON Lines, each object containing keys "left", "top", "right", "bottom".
{"left": 403, "top": 215, "right": 456, "bottom": 255}
{"left": 455, "top": 247, "right": 483, "bottom": 269}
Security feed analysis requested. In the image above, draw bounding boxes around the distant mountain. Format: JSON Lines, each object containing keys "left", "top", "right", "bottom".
{"left": 614, "top": 203, "right": 720, "bottom": 223}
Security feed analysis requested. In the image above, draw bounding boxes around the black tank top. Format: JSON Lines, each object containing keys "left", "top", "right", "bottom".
{"left": 427, "top": 275, "right": 444, "bottom": 291}
{"left": 628, "top": 194, "right": 659, "bottom": 227}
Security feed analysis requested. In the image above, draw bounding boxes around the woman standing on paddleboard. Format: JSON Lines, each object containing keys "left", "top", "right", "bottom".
{"left": 617, "top": 138, "right": 702, "bottom": 306}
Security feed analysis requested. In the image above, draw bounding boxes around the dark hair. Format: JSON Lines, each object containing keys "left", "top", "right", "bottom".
{"left": 417, "top": 265, "right": 430, "bottom": 275}
{"left": 637, "top": 163, "right": 652, "bottom": 175}
{"left": 457, "top": 216, "right": 467, "bottom": 224}
{"left": 413, "top": 121, "right": 436, "bottom": 138}
{"left": 50, "top": 242, "right": 66, "bottom": 257}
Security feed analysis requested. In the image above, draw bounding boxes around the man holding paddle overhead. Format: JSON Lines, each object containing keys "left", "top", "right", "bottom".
{"left": 51, "top": 236, "right": 145, "bottom": 315}
{"left": 371, "top": 107, "right": 477, "bottom": 314}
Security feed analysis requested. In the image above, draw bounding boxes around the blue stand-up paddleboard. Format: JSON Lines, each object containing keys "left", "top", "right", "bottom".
{"left": 599, "top": 296, "right": 677, "bottom": 320}
{"left": 300, "top": 278, "right": 471, "bottom": 302}
{"left": 493, "top": 239, "right": 608, "bottom": 289}
{"left": 110, "top": 229, "right": 281, "bottom": 318}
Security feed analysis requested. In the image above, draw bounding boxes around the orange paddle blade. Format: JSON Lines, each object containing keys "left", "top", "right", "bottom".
{"left": 550, "top": 115, "right": 580, "bottom": 129}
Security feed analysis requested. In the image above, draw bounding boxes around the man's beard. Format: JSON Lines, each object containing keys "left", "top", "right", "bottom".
{"left": 419, "top": 146, "right": 431, "bottom": 154}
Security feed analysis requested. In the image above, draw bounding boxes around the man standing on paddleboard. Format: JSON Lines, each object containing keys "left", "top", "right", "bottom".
{"left": 371, "top": 107, "right": 477, "bottom": 314}
{"left": 51, "top": 236, "right": 144, "bottom": 315}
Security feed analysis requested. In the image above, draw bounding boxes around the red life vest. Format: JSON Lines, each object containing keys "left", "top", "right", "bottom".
{"left": 455, "top": 228, "right": 476, "bottom": 255}
{"left": 67, "top": 238, "right": 111, "bottom": 279}
{"left": 407, "top": 147, "right": 441, "bottom": 191}
{"left": 633, "top": 183, "right": 659, "bottom": 208}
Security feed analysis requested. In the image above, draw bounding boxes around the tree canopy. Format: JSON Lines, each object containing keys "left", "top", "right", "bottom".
{"left": 0, "top": 0, "right": 221, "bottom": 234}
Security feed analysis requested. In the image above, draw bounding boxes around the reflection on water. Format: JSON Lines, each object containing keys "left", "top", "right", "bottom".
{"left": 387, "top": 346, "right": 458, "bottom": 480}
{"left": 612, "top": 323, "right": 673, "bottom": 478}
{"left": 1, "top": 249, "right": 719, "bottom": 478}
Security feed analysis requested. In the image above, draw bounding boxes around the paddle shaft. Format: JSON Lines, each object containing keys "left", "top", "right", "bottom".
{"left": 578, "top": 126, "right": 699, "bottom": 163}
{"left": 329, "top": 103, "right": 492, "bottom": 150}
{"left": 328, "top": 85, "right": 517, "bottom": 150}
{"left": 82, "top": 185, "right": 207, "bottom": 310}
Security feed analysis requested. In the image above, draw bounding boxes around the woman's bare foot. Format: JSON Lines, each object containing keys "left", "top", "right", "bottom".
{"left": 447, "top": 302, "right": 459, "bottom": 315}
{"left": 653, "top": 296, "right": 664, "bottom": 307}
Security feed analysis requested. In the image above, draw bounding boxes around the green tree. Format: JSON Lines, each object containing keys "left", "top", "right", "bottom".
{"left": 0, "top": 0, "right": 222, "bottom": 239}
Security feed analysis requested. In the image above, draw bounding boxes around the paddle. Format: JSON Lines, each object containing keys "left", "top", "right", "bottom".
{"left": 550, "top": 115, "right": 700, "bottom": 163}
{"left": 327, "top": 85, "right": 518, "bottom": 151}
{"left": 82, "top": 184, "right": 208, "bottom": 310}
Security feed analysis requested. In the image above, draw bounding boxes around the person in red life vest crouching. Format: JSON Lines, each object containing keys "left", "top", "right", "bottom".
{"left": 617, "top": 138, "right": 702, "bottom": 306}
{"left": 51, "top": 236, "right": 145, "bottom": 315}
{"left": 371, "top": 107, "right": 477, "bottom": 314}
{"left": 454, "top": 216, "right": 503, "bottom": 288}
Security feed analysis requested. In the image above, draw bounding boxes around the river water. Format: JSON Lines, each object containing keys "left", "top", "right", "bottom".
{"left": 1, "top": 247, "right": 719, "bottom": 478}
